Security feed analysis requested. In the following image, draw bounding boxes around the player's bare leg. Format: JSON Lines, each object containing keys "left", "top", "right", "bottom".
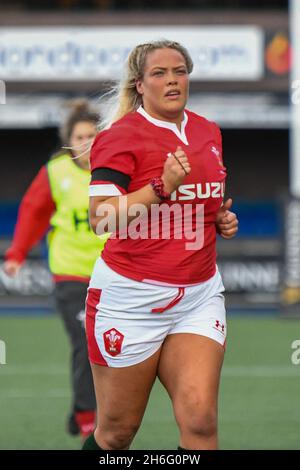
{"left": 91, "top": 348, "right": 161, "bottom": 450}
{"left": 158, "top": 334, "right": 224, "bottom": 450}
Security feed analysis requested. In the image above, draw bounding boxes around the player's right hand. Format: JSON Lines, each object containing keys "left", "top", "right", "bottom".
{"left": 161, "top": 146, "right": 191, "bottom": 193}
{"left": 3, "top": 260, "right": 22, "bottom": 277}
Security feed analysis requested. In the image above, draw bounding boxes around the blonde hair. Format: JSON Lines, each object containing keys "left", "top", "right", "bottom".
{"left": 100, "top": 39, "right": 193, "bottom": 130}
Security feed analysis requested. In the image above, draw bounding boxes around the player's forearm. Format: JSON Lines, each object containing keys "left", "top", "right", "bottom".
{"left": 6, "top": 202, "right": 53, "bottom": 263}
{"left": 90, "top": 184, "right": 162, "bottom": 235}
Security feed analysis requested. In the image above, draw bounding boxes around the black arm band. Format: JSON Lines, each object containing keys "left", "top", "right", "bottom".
{"left": 91, "top": 168, "right": 131, "bottom": 191}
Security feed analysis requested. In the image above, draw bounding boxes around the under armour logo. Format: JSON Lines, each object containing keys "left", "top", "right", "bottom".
{"left": 214, "top": 320, "right": 225, "bottom": 334}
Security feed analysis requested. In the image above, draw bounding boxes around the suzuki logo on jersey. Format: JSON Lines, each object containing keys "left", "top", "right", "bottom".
{"left": 170, "top": 182, "right": 225, "bottom": 201}
{"left": 103, "top": 328, "right": 124, "bottom": 356}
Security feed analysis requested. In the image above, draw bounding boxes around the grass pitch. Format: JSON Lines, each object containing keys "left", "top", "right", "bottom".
{"left": 0, "top": 313, "right": 299, "bottom": 449}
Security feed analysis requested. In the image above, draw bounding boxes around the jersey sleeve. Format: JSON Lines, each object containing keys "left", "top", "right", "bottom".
{"left": 5, "top": 165, "right": 56, "bottom": 264}
{"left": 89, "top": 126, "right": 137, "bottom": 197}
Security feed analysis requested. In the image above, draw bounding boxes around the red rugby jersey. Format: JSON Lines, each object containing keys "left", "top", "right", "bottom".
{"left": 89, "top": 107, "right": 226, "bottom": 286}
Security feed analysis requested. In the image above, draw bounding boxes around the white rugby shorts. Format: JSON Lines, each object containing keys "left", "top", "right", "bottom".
{"left": 86, "top": 258, "right": 226, "bottom": 367}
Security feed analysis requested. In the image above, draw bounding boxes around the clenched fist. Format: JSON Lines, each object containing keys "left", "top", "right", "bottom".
{"left": 216, "top": 198, "right": 238, "bottom": 239}
{"left": 162, "top": 146, "right": 191, "bottom": 193}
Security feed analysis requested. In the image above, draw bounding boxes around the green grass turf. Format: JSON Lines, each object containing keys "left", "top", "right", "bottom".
{"left": 0, "top": 314, "right": 300, "bottom": 449}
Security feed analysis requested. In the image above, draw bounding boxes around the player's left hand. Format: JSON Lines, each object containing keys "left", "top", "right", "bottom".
{"left": 216, "top": 198, "right": 238, "bottom": 239}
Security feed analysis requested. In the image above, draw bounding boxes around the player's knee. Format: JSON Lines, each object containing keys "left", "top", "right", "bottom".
{"left": 176, "top": 402, "right": 217, "bottom": 438}
{"left": 112, "top": 423, "right": 139, "bottom": 449}
{"left": 98, "top": 418, "right": 140, "bottom": 450}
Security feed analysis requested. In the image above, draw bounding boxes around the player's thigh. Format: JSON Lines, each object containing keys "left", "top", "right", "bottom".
{"left": 91, "top": 346, "right": 161, "bottom": 427}
{"left": 158, "top": 334, "right": 224, "bottom": 412}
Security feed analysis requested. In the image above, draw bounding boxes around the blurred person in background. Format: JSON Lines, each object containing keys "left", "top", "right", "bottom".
{"left": 84, "top": 40, "right": 238, "bottom": 451}
{"left": 3, "top": 100, "right": 108, "bottom": 441}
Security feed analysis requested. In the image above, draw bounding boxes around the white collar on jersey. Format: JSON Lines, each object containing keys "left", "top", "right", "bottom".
{"left": 137, "top": 105, "right": 189, "bottom": 146}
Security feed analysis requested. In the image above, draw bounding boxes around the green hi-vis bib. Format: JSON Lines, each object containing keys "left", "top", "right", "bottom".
{"left": 47, "top": 153, "right": 108, "bottom": 277}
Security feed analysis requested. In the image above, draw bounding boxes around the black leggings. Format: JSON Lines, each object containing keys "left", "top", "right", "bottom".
{"left": 54, "top": 280, "right": 96, "bottom": 412}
